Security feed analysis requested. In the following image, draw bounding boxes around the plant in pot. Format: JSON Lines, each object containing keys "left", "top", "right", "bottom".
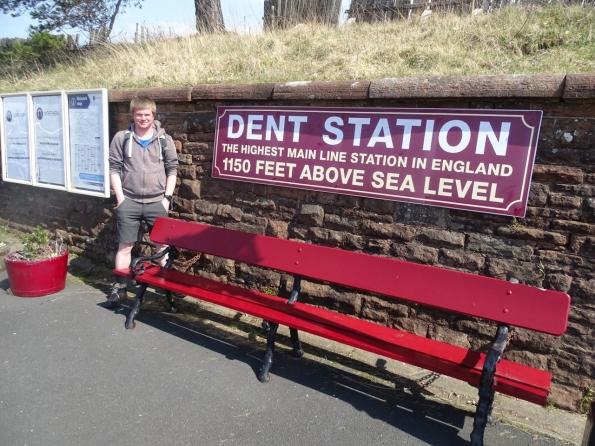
{"left": 4, "top": 226, "right": 68, "bottom": 297}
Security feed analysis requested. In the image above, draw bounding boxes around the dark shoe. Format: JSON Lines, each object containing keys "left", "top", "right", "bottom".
{"left": 106, "top": 283, "right": 126, "bottom": 308}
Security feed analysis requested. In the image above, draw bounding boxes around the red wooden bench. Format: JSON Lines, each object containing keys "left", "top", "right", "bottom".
{"left": 114, "top": 216, "right": 570, "bottom": 446}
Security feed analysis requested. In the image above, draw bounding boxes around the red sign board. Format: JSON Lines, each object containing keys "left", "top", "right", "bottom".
{"left": 213, "top": 106, "right": 542, "bottom": 216}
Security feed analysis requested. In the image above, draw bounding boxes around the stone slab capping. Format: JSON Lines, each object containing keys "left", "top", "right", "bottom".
{"left": 369, "top": 74, "right": 567, "bottom": 98}
{"left": 107, "top": 73, "right": 594, "bottom": 102}
{"left": 563, "top": 74, "right": 595, "bottom": 99}
{"left": 108, "top": 86, "right": 192, "bottom": 103}
{"left": 273, "top": 80, "right": 371, "bottom": 100}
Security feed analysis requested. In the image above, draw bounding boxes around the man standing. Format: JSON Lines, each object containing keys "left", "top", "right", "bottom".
{"left": 106, "top": 96, "right": 178, "bottom": 307}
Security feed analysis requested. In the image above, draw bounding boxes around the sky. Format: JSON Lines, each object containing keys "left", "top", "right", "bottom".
{"left": 0, "top": 0, "right": 352, "bottom": 41}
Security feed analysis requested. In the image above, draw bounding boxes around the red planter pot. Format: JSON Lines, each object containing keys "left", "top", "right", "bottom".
{"left": 4, "top": 251, "right": 68, "bottom": 297}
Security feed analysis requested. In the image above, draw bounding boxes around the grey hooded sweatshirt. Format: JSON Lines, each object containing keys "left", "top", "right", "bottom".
{"left": 109, "top": 120, "right": 178, "bottom": 203}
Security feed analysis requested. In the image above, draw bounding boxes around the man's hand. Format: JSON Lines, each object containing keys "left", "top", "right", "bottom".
{"left": 110, "top": 174, "right": 126, "bottom": 209}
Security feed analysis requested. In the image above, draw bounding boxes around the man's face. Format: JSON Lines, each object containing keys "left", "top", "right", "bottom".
{"left": 133, "top": 108, "right": 154, "bottom": 132}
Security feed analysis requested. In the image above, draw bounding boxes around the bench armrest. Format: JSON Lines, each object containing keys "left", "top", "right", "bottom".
{"left": 130, "top": 246, "right": 173, "bottom": 279}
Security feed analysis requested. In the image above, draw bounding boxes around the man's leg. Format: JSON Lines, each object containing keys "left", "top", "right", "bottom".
{"left": 106, "top": 242, "right": 134, "bottom": 308}
{"left": 115, "top": 243, "right": 135, "bottom": 270}
{"left": 154, "top": 242, "right": 169, "bottom": 267}
{"left": 144, "top": 201, "right": 170, "bottom": 267}
{"left": 107, "top": 199, "right": 141, "bottom": 308}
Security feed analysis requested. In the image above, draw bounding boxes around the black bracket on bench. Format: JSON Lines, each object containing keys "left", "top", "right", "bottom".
{"left": 470, "top": 323, "right": 510, "bottom": 446}
{"left": 261, "top": 273, "right": 302, "bottom": 335}
{"left": 287, "top": 275, "right": 302, "bottom": 305}
{"left": 261, "top": 272, "right": 301, "bottom": 330}
{"left": 130, "top": 246, "right": 173, "bottom": 282}
{"left": 125, "top": 246, "right": 175, "bottom": 330}
{"left": 287, "top": 240, "right": 310, "bottom": 305}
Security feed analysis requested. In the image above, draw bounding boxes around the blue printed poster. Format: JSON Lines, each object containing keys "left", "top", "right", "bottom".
{"left": 67, "top": 92, "right": 105, "bottom": 193}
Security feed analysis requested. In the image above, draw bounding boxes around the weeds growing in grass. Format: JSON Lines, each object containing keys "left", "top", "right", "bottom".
{"left": 0, "top": 5, "right": 593, "bottom": 92}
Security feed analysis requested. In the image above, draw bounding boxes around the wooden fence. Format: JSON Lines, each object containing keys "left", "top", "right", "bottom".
{"left": 264, "top": 0, "right": 343, "bottom": 29}
{"left": 347, "top": 0, "right": 595, "bottom": 22}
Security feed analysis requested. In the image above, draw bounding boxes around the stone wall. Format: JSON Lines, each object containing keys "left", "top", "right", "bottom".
{"left": 1, "top": 73, "right": 594, "bottom": 410}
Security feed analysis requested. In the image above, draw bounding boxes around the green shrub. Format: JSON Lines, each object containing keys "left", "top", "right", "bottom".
{"left": 17, "top": 226, "right": 64, "bottom": 260}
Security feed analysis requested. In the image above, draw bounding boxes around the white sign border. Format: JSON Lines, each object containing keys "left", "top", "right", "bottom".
{"left": 1, "top": 92, "right": 33, "bottom": 185}
{"left": 65, "top": 88, "right": 110, "bottom": 198}
{"left": 30, "top": 90, "right": 68, "bottom": 191}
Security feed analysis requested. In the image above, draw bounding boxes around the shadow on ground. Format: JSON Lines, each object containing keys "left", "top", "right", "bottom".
{"left": 90, "top": 278, "right": 475, "bottom": 446}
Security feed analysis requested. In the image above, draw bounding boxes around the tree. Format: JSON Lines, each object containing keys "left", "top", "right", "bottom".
{"left": 194, "top": 0, "right": 225, "bottom": 33}
{"left": 0, "top": 0, "right": 144, "bottom": 41}
{"left": 0, "top": 31, "right": 67, "bottom": 65}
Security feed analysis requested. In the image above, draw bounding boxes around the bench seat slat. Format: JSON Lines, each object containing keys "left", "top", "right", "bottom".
{"left": 149, "top": 218, "right": 570, "bottom": 336}
{"left": 116, "top": 265, "right": 551, "bottom": 405}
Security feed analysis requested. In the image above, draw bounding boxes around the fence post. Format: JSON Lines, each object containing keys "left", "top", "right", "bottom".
{"left": 583, "top": 401, "right": 595, "bottom": 446}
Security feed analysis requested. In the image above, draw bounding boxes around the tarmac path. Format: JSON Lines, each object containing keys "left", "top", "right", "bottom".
{"left": 0, "top": 269, "right": 577, "bottom": 446}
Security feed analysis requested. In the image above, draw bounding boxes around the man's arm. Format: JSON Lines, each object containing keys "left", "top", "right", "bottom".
{"left": 164, "top": 175, "right": 176, "bottom": 196}
{"left": 109, "top": 131, "right": 125, "bottom": 206}
{"left": 163, "top": 134, "right": 178, "bottom": 178}
{"left": 161, "top": 134, "right": 178, "bottom": 211}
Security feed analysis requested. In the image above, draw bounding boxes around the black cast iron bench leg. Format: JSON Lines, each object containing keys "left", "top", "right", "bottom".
{"left": 287, "top": 275, "right": 304, "bottom": 358}
{"left": 125, "top": 283, "right": 148, "bottom": 330}
{"left": 289, "top": 327, "right": 303, "bottom": 358}
{"left": 259, "top": 322, "right": 279, "bottom": 382}
{"left": 257, "top": 324, "right": 302, "bottom": 381}
{"left": 470, "top": 324, "right": 510, "bottom": 446}
{"left": 125, "top": 247, "right": 174, "bottom": 330}
{"left": 125, "top": 285, "right": 177, "bottom": 330}
{"left": 165, "top": 289, "right": 178, "bottom": 314}
{"left": 258, "top": 273, "right": 304, "bottom": 382}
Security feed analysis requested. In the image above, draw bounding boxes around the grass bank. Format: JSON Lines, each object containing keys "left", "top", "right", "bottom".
{"left": 0, "top": 5, "right": 594, "bottom": 92}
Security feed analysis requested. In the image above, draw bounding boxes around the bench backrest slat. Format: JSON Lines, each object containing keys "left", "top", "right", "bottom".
{"left": 151, "top": 218, "right": 570, "bottom": 336}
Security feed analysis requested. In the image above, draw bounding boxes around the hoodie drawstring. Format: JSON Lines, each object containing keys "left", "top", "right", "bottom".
{"left": 127, "top": 133, "right": 133, "bottom": 158}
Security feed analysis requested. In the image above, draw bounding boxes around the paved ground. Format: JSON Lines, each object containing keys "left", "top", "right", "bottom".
{"left": 0, "top": 248, "right": 588, "bottom": 446}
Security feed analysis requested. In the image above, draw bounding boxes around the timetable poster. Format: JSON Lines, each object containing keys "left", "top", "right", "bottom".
{"left": 67, "top": 91, "right": 107, "bottom": 195}
{"left": 32, "top": 94, "right": 66, "bottom": 187}
{"left": 2, "top": 95, "right": 31, "bottom": 183}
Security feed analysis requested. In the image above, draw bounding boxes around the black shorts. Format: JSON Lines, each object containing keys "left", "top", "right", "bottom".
{"left": 116, "top": 199, "right": 168, "bottom": 244}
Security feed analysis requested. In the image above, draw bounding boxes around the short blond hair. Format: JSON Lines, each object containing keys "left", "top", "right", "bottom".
{"left": 129, "top": 96, "right": 156, "bottom": 116}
